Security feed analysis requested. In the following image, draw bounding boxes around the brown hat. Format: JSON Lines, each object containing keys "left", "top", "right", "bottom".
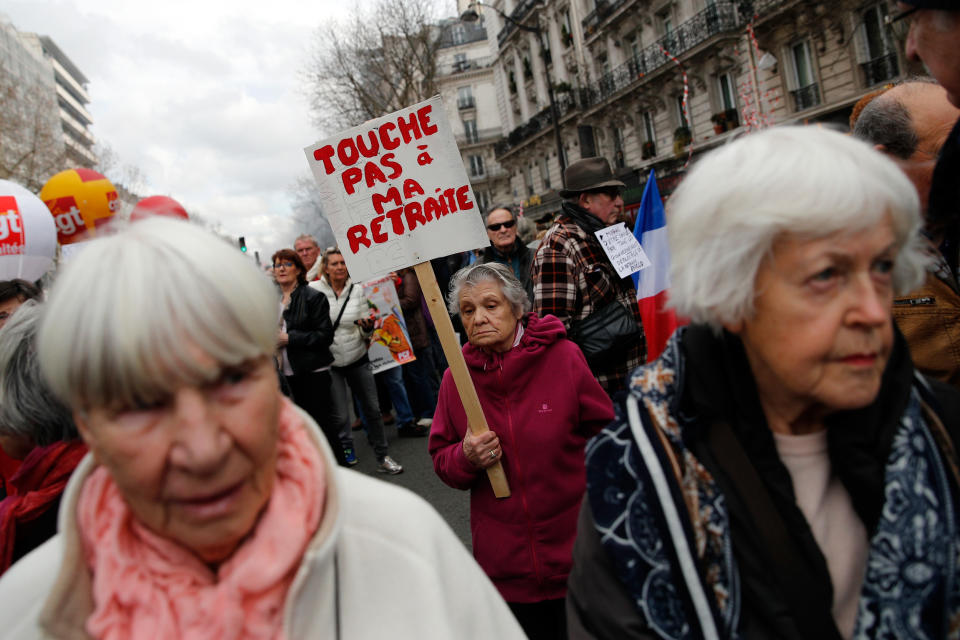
{"left": 558, "top": 157, "right": 626, "bottom": 198}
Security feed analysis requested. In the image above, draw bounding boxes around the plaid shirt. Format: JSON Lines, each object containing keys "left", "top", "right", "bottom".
{"left": 532, "top": 211, "right": 645, "bottom": 394}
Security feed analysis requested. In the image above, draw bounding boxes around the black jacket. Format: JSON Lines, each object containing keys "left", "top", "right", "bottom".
{"left": 283, "top": 283, "right": 334, "bottom": 375}
{"left": 567, "top": 326, "right": 960, "bottom": 639}
{"left": 478, "top": 240, "right": 535, "bottom": 307}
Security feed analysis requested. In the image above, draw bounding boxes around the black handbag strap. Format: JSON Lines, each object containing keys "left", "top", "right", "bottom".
{"left": 707, "top": 420, "right": 843, "bottom": 640}
{"left": 331, "top": 284, "right": 354, "bottom": 331}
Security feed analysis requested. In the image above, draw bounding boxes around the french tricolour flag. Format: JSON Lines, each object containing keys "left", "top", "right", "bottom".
{"left": 632, "top": 170, "right": 684, "bottom": 361}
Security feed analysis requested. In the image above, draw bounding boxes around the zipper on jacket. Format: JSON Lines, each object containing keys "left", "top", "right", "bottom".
{"left": 498, "top": 363, "right": 545, "bottom": 587}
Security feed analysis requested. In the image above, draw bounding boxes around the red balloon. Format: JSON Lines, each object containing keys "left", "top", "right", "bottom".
{"left": 131, "top": 195, "right": 189, "bottom": 221}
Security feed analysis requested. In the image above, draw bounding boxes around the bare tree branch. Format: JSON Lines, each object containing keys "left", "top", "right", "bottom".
{"left": 0, "top": 73, "right": 67, "bottom": 192}
{"left": 303, "top": 0, "right": 445, "bottom": 134}
{"left": 288, "top": 173, "right": 337, "bottom": 250}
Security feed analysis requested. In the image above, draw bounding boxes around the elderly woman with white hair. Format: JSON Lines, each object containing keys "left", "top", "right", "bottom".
{"left": 0, "top": 219, "right": 526, "bottom": 640}
{"left": 430, "top": 262, "right": 614, "bottom": 640}
{"left": 566, "top": 127, "right": 960, "bottom": 640}
{"left": 0, "top": 301, "right": 85, "bottom": 576}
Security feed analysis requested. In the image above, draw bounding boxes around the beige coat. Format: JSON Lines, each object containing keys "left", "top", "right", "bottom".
{"left": 0, "top": 407, "right": 526, "bottom": 640}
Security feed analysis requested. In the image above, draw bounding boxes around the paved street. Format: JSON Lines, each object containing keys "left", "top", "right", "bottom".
{"left": 343, "top": 422, "right": 472, "bottom": 550}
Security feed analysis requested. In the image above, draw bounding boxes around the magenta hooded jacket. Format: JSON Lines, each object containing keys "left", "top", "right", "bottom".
{"left": 428, "top": 313, "right": 614, "bottom": 603}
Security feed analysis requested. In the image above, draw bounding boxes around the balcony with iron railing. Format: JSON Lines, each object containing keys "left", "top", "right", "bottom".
{"left": 581, "top": 0, "right": 630, "bottom": 39}
{"left": 495, "top": 1, "right": 745, "bottom": 159}
{"left": 588, "top": 3, "right": 739, "bottom": 106}
{"left": 441, "top": 56, "right": 496, "bottom": 76}
{"left": 458, "top": 96, "right": 477, "bottom": 110}
{"left": 438, "top": 22, "right": 490, "bottom": 49}
{"left": 790, "top": 82, "right": 820, "bottom": 111}
{"left": 496, "top": 0, "right": 540, "bottom": 48}
{"left": 456, "top": 127, "right": 503, "bottom": 146}
{"left": 861, "top": 52, "right": 899, "bottom": 87}
{"left": 468, "top": 166, "right": 509, "bottom": 182}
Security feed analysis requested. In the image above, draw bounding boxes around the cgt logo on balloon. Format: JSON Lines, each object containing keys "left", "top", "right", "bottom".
{"left": 0, "top": 197, "right": 25, "bottom": 256}
{"left": 45, "top": 194, "right": 117, "bottom": 242}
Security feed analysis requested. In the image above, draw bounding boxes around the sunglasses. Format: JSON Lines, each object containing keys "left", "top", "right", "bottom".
{"left": 273, "top": 261, "right": 296, "bottom": 269}
{"left": 486, "top": 219, "right": 517, "bottom": 232}
{"left": 884, "top": 7, "right": 918, "bottom": 39}
{"left": 589, "top": 187, "right": 623, "bottom": 199}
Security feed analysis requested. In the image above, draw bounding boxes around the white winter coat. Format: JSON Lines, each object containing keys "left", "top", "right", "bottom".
{"left": 0, "top": 406, "right": 526, "bottom": 640}
{"left": 311, "top": 276, "right": 373, "bottom": 367}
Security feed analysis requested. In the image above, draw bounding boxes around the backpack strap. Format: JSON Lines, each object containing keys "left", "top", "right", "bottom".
{"left": 331, "top": 284, "right": 354, "bottom": 331}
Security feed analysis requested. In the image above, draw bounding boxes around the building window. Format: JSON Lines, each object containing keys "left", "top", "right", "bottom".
{"left": 475, "top": 189, "right": 490, "bottom": 211}
{"left": 676, "top": 95, "right": 688, "bottom": 128}
{"left": 642, "top": 111, "right": 655, "bottom": 142}
{"left": 612, "top": 127, "right": 625, "bottom": 168}
{"left": 629, "top": 32, "right": 642, "bottom": 60}
{"left": 463, "top": 119, "right": 478, "bottom": 143}
{"left": 718, "top": 73, "right": 736, "bottom": 111}
{"left": 457, "top": 86, "right": 475, "bottom": 109}
{"left": 561, "top": 10, "right": 573, "bottom": 47}
{"left": 858, "top": 5, "right": 899, "bottom": 86}
{"left": 452, "top": 24, "right": 466, "bottom": 45}
{"left": 659, "top": 12, "right": 673, "bottom": 36}
{"left": 468, "top": 154, "right": 485, "bottom": 178}
{"left": 539, "top": 156, "right": 551, "bottom": 190}
{"left": 453, "top": 52, "right": 468, "bottom": 72}
{"left": 524, "top": 164, "right": 534, "bottom": 196}
{"left": 788, "top": 40, "right": 820, "bottom": 111}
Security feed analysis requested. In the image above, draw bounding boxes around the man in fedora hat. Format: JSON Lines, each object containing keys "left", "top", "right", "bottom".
{"left": 532, "top": 156, "right": 645, "bottom": 395}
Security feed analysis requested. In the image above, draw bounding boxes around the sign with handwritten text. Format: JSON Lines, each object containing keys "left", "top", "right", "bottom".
{"left": 304, "top": 96, "right": 488, "bottom": 282}
{"left": 595, "top": 223, "right": 651, "bottom": 279}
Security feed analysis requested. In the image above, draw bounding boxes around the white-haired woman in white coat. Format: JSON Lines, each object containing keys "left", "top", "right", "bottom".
{"left": 0, "top": 218, "right": 525, "bottom": 640}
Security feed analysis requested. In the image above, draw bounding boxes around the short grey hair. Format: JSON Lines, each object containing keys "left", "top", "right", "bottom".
{"left": 0, "top": 301, "right": 77, "bottom": 446}
{"left": 668, "top": 126, "right": 927, "bottom": 330}
{"left": 482, "top": 204, "right": 517, "bottom": 226}
{"left": 447, "top": 262, "right": 531, "bottom": 316}
{"left": 38, "top": 218, "right": 279, "bottom": 411}
{"left": 294, "top": 234, "right": 318, "bottom": 247}
{"left": 853, "top": 94, "right": 917, "bottom": 159}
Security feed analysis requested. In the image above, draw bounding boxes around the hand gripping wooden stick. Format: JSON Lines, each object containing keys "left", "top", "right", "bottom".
{"left": 414, "top": 261, "right": 511, "bottom": 498}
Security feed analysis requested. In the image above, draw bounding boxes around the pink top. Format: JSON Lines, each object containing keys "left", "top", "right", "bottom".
{"left": 773, "top": 429, "right": 868, "bottom": 639}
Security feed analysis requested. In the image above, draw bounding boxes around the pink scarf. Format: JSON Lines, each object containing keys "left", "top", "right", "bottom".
{"left": 76, "top": 400, "right": 325, "bottom": 640}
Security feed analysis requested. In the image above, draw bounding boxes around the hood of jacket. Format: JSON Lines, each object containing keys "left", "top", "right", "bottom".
{"left": 462, "top": 313, "right": 565, "bottom": 371}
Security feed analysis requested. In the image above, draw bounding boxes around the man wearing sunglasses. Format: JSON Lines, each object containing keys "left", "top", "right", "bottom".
{"left": 477, "top": 205, "right": 535, "bottom": 306}
{"left": 532, "top": 157, "right": 645, "bottom": 395}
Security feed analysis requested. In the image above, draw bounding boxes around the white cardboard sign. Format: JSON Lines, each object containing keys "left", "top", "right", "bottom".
{"left": 594, "top": 223, "right": 651, "bottom": 279}
{"left": 304, "top": 96, "right": 489, "bottom": 282}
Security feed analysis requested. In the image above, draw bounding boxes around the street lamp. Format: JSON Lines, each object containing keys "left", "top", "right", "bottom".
{"left": 460, "top": 0, "right": 567, "bottom": 188}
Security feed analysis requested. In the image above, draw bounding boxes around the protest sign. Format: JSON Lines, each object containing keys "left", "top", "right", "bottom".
{"left": 595, "top": 223, "right": 652, "bottom": 279}
{"left": 303, "top": 96, "right": 509, "bottom": 498}
{"left": 304, "top": 95, "right": 489, "bottom": 282}
{"left": 363, "top": 276, "right": 416, "bottom": 374}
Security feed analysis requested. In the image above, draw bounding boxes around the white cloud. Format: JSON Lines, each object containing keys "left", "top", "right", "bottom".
{"left": 2, "top": 0, "right": 360, "bottom": 257}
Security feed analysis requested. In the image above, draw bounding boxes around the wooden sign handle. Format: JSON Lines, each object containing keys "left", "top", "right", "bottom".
{"left": 413, "top": 261, "right": 511, "bottom": 498}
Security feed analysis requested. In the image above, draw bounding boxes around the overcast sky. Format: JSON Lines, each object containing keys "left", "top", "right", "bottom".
{"left": 1, "top": 0, "right": 374, "bottom": 258}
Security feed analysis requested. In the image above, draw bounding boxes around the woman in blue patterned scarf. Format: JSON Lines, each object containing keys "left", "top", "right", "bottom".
{"left": 567, "top": 126, "right": 960, "bottom": 640}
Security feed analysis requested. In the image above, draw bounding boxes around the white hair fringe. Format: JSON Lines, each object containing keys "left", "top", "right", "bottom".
{"left": 38, "top": 218, "right": 279, "bottom": 411}
{"left": 667, "top": 126, "right": 927, "bottom": 330}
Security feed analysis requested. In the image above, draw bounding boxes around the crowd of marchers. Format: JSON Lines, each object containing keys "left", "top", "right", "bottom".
{"left": 0, "top": 3, "right": 957, "bottom": 639}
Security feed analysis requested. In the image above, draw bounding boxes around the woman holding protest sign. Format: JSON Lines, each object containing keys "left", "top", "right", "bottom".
{"left": 272, "top": 248, "right": 345, "bottom": 467}
{"left": 429, "top": 262, "right": 614, "bottom": 640}
{"left": 313, "top": 248, "right": 403, "bottom": 473}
